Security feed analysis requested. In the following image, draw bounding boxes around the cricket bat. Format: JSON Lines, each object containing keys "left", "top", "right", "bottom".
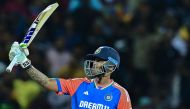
{"left": 6, "top": 3, "right": 59, "bottom": 72}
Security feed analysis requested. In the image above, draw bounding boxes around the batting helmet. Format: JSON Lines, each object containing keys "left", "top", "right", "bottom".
{"left": 84, "top": 46, "right": 120, "bottom": 78}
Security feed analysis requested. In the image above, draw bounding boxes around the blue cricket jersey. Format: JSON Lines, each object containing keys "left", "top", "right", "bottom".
{"left": 56, "top": 78, "right": 132, "bottom": 109}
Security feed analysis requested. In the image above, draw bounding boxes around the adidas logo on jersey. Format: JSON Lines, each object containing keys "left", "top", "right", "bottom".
{"left": 83, "top": 91, "right": 89, "bottom": 95}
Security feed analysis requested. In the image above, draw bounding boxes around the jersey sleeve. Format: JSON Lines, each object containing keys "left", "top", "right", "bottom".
{"left": 114, "top": 83, "right": 132, "bottom": 109}
{"left": 117, "top": 89, "right": 132, "bottom": 109}
{"left": 55, "top": 78, "right": 88, "bottom": 96}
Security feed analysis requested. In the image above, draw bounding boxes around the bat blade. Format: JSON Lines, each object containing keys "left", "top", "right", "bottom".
{"left": 20, "top": 3, "right": 59, "bottom": 48}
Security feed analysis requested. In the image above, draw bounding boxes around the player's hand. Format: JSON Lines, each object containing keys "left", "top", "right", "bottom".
{"left": 9, "top": 42, "right": 31, "bottom": 68}
{"left": 9, "top": 42, "right": 21, "bottom": 61}
{"left": 9, "top": 42, "right": 29, "bottom": 61}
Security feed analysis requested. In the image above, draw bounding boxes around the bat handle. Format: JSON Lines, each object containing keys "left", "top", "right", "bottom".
{"left": 6, "top": 56, "right": 18, "bottom": 72}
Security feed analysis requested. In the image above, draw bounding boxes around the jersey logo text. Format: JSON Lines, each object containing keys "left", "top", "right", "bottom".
{"left": 79, "top": 100, "right": 110, "bottom": 109}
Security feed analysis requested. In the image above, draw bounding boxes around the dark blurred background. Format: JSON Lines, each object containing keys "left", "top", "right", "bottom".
{"left": 0, "top": 0, "right": 190, "bottom": 109}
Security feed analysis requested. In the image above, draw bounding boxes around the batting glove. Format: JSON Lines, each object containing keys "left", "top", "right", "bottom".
{"left": 9, "top": 42, "right": 31, "bottom": 68}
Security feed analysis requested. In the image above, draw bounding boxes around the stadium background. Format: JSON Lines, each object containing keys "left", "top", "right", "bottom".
{"left": 0, "top": 0, "right": 190, "bottom": 109}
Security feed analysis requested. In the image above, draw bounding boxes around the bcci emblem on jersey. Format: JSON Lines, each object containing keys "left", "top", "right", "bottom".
{"left": 104, "top": 93, "right": 113, "bottom": 101}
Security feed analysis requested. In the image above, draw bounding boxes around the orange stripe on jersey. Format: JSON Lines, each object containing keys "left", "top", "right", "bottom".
{"left": 57, "top": 78, "right": 90, "bottom": 96}
{"left": 113, "top": 83, "right": 132, "bottom": 109}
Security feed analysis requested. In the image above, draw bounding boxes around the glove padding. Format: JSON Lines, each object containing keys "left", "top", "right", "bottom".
{"left": 9, "top": 42, "right": 31, "bottom": 68}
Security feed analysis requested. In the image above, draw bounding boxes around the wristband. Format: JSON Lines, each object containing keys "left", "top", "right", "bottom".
{"left": 21, "top": 59, "right": 31, "bottom": 69}
{"left": 24, "top": 64, "right": 32, "bottom": 70}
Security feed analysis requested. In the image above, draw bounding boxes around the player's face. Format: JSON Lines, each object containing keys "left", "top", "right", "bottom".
{"left": 92, "top": 60, "right": 106, "bottom": 74}
{"left": 84, "top": 59, "right": 107, "bottom": 78}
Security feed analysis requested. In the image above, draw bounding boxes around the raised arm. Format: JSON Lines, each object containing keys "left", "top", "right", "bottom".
{"left": 8, "top": 42, "right": 58, "bottom": 92}
{"left": 26, "top": 66, "right": 58, "bottom": 91}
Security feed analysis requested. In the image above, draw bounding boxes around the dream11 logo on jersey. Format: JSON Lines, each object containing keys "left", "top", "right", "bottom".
{"left": 79, "top": 100, "right": 110, "bottom": 109}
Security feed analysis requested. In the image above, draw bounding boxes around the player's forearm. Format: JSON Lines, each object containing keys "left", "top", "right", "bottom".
{"left": 25, "top": 65, "right": 57, "bottom": 91}
{"left": 26, "top": 65, "right": 49, "bottom": 87}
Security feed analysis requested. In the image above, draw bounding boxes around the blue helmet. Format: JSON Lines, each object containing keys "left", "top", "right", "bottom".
{"left": 84, "top": 46, "right": 120, "bottom": 78}
{"left": 85, "top": 46, "right": 120, "bottom": 68}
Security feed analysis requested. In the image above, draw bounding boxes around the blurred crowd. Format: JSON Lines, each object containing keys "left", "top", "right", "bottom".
{"left": 0, "top": 0, "right": 190, "bottom": 109}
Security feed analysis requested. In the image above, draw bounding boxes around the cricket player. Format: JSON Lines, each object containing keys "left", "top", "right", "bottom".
{"left": 9, "top": 42, "right": 132, "bottom": 109}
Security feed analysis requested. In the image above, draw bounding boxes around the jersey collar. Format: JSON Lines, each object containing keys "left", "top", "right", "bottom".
{"left": 93, "top": 79, "right": 114, "bottom": 90}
